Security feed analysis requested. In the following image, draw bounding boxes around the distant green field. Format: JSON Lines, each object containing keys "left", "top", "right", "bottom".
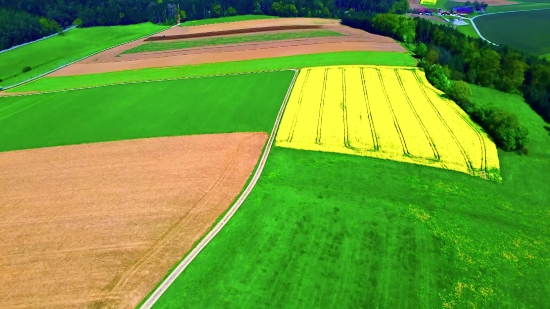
{"left": 10, "top": 51, "right": 415, "bottom": 93}
{"left": 473, "top": 9, "right": 550, "bottom": 55}
{"left": 0, "top": 23, "right": 168, "bottom": 88}
{"left": 485, "top": 3, "right": 550, "bottom": 13}
{"left": 180, "top": 15, "right": 278, "bottom": 27}
{"left": 456, "top": 23, "right": 480, "bottom": 39}
{"left": 148, "top": 84, "right": 550, "bottom": 309}
{"left": 0, "top": 71, "right": 293, "bottom": 152}
{"left": 121, "top": 30, "right": 343, "bottom": 54}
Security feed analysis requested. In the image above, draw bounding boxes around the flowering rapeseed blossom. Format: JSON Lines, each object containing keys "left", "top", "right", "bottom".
{"left": 275, "top": 66, "right": 501, "bottom": 180}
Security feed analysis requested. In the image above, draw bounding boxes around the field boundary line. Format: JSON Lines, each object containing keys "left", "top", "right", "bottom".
{"left": 394, "top": 69, "right": 440, "bottom": 160}
{"left": 412, "top": 71, "right": 473, "bottom": 174}
{"left": 376, "top": 68, "right": 409, "bottom": 156}
{"left": 138, "top": 68, "right": 299, "bottom": 309}
{"left": 316, "top": 69, "right": 329, "bottom": 145}
{"left": 1, "top": 25, "right": 176, "bottom": 91}
{"left": 288, "top": 69, "right": 309, "bottom": 143}
{"left": 360, "top": 68, "right": 379, "bottom": 151}
{"left": 2, "top": 69, "right": 297, "bottom": 97}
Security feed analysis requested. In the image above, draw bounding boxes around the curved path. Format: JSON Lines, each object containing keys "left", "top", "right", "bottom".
{"left": 139, "top": 68, "right": 299, "bottom": 309}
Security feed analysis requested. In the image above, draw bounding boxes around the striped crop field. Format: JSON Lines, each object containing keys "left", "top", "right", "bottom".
{"left": 275, "top": 66, "right": 501, "bottom": 180}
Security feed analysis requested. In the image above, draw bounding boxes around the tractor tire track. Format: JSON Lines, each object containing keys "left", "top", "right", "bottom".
{"left": 414, "top": 71, "right": 487, "bottom": 172}
{"left": 394, "top": 69, "right": 440, "bottom": 161}
{"left": 342, "top": 68, "right": 352, "bottom": 149}
{"left": 412, "top": 71, "right": 473, "bottom": 174}
{"left": 376, "top": 69, "right": 409, "bottom": 156}
{"left": 360, "top": 68, "right": 379, "bottom": 151}
{"left": 316, "top": 69, "right": 329, "bottom": 145}
{"left": 287, "top": 69, "right": 310, "bottom": 143}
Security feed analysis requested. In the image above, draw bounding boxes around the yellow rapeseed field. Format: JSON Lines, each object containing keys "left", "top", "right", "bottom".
{"left": 275, "top": 65, "right": 501, "bottom": 180}
{"left": 420, "top": 0, "right": 437, "bottom": 5}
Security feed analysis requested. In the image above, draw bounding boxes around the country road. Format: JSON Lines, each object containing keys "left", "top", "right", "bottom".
{"left": 139, "top": 68, "right": 300, "bottom": 309}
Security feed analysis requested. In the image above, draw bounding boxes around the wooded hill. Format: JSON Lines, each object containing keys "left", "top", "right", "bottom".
{"left": 0, "top": 0, "right": 408, "bottom": 50}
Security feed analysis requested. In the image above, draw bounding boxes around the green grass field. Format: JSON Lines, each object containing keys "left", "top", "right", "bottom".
{"left": 9, "top": 51, "right": 415, "bottom": 93}
{"left": 473, "top": 9, "right": 550, "bottom": 55}
{"left": 0, "top": 23, "right": 168, "bottom": 88}
{"left": 456, "top": 23, "right": 480, "bottom": 39}
{"left": 180, "top": 15, "right": 278, "bottom": 27}
{"left": 0, "top": 71, "right": 293, "bottom": 152}
{"left": 485, "top": 3, "right": 550, "bottom": 13}
{"left": 149, "top": 84, "right": 550, "bottom": 308}
{"left": 121, "top": 30, "right": 343, "bottom": 54}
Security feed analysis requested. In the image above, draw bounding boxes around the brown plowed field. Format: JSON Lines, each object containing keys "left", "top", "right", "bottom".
{"left": 145, "top": 25, "right": 323, "bottom": 41}
{"left": 0, "top": 132, "right": 267, "bottom": 309}
{"left": 47, "top": 18, "right": 404, "bottom": 77}
{"left": 50, "top": 41, "right": 404, "bottom": 76}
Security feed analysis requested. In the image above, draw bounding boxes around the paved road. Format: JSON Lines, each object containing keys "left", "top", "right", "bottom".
{"left": 139, "top": 68, "right": 300, "bottom": 309}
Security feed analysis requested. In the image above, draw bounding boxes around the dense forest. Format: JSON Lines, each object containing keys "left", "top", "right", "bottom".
{"left": 0, "top": 0, "right": 407, "bottom": 50}
{"left": 342, "top": 12, "right": 550, "bottom": 151}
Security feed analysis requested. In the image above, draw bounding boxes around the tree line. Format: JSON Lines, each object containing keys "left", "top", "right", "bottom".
{"left": 0, "top": 0, "right": 407, "bottom": 50}
{"left": 342, "top": 12, "right": 550, "bottom": 151}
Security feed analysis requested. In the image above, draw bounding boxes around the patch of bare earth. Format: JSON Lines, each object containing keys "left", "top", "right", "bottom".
{"left": 0, "top": 132, "right": 267, "bottom": 309}
{"left": 408, "top": 0, "right": 427, "bottom": 10}
{"left": 0, "top": 91, "right": 38, "bottom": 96}
{"left": 48, "top": 18, "right": 405, "bottom": 77}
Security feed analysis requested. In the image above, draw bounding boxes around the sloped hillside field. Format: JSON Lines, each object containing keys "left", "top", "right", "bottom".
{"left": 276, "top": 66, "right": 500, "bottom": 180}
{"left": 149, "top": 85, "right": 550, "bottom": 308}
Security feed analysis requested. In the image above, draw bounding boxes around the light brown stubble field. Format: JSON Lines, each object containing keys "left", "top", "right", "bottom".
{"left": 0, "top": 132, "right": 267, "bottom": 309}
{"left": 48, "top": 18, "right": 404, "bottom": 77}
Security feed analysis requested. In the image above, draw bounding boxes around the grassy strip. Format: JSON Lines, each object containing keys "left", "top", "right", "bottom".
{"left": 150, "top": 85, "right": 550, "bottom": 308}
{"left": 0, "top": 71, "right": 294, "bottom": 152}
{"left": 121, "top": 30, "right": 343, "bottom": 54}
{"left": 9, "top": 51, "right": 415, "bottom": 93}
{"left": 456, "top": 23, "right": 480, "bottom": 39}
{"left": 180, "top": 15, "right": 278, "bottom": 27}
{"left": 0, "top": 23, "right": 168, "bottom": 88}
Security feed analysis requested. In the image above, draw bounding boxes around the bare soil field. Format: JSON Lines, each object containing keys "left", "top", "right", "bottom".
{"left": 145, "top": 25, "right": 324, "bottom": 41}
{"left": 48, "top": 18, "right": 404, "bottom": 77}
{"left": 408, "top": 0, "right": 427, "bottom": 9}
{"left": 0, "top": 132, "right": 267, "bottom": 309}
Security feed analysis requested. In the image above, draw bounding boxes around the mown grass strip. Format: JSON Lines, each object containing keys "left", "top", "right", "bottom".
{"left": 9, "top": 51, "right": 415, "bottom": 93}
{"left": 121, "top": 30, "right": 343, "bottom": 54}
{"left": 180, "top": 15, "right": 278, "bottom": 27}
{"left": 0, "top": 71, "right": 294, "bottom": 152}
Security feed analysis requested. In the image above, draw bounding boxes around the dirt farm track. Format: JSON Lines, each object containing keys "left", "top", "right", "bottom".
{"left": 49, "top": 18, "right": 405, "bottom": 77}
{"left": 0, "top": 132, "right": 267, "bottom": 309}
